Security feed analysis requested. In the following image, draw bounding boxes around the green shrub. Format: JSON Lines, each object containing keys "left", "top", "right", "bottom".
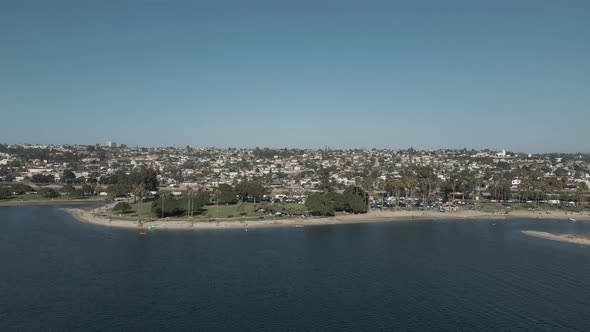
{"left": 113, "top": 202, "right": 132, "bottom": 213}
{"left": 38, "top": 188, "right": 59, "bottom": 198}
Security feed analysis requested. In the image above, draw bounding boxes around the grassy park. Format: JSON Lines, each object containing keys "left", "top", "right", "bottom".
{"left": 110, "top": 199, "right": 307, "bottom": 222}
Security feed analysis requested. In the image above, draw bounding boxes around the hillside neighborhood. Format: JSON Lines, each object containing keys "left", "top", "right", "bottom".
{"left": 0, "top": 143, "right": 589, "bottom": 214}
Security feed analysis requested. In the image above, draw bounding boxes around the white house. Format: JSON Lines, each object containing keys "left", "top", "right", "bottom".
{"left": 511, "top": 179, "right": 522, "bottom": 187}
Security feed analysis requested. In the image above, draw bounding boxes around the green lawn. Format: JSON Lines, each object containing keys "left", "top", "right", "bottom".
{"left": 204, "top": 203, "right": 306, "bottom": 218}
{"left": 204, "top": 203, "right": 256, "bottom": 219}
{"left": 111, "top": 200, "right": 307, "bottom": 222}
{"left": 109, "top": 199, "right": 157, "bottom": 220}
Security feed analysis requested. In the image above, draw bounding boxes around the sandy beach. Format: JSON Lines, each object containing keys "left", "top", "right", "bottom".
{"left": 62, "top": 207, "right": 590, "bottom": 231}
{"left": 521, "top": 230, "right": 590, "bottom": 246}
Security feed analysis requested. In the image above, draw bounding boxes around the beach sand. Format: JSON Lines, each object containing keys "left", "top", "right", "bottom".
{"left": 62, "top": 207, "right": 590, "bottom": 231}
{"left": 521, "top": 230, "right": 590, "bottom": 246}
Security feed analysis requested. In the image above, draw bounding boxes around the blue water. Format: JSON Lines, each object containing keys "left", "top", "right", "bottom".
{"left": 2, "top": 205, "right": 590, "bottom": 331}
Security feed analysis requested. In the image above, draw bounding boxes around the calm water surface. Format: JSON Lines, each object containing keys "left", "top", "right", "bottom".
{"left": 2, "top": 205, "right": 590, "bottom": 331}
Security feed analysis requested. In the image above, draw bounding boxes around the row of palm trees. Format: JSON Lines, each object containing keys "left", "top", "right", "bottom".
{"left": 132, "top": 185, "right": 198, "bottom": 226}
{"left": 375, "top": 172, "right": 588, "bottom": 207}
{"left": 515, "top": 178, "right": 588, "bottom": 204}
{"left": 130, "top": 183, "right": 225, "bottom": 226}
{"left": 133, "top": 184, "right": 146, "bottom": 226}
{"left": 381, "top": 174, "right": 479, "bottom": 204}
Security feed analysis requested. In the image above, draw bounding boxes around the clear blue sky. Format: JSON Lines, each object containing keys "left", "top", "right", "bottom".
{"left": 1, "top": 0, "right": 589, "bottom": 152}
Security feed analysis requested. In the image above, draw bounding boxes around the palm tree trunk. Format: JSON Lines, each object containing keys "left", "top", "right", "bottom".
{"left": 138, "top": 198, "right": 142, "bottom": 224}
{"left": 187, "top": 198, "right": 190, "bottom": 218}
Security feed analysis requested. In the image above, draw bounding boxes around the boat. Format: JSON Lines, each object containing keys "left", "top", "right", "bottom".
{"left": 569, "top": 218, "right": 576, "bottom": 223}
{"left": 138, "top": 232, "right": 147, "bottom": 235}
{"left": 295, "top": 224, "right": 304, "bottom": 228}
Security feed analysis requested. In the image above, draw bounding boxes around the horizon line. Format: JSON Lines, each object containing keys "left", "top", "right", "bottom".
{"left": 1, "top": 142, "right": 588, "bottom": 155}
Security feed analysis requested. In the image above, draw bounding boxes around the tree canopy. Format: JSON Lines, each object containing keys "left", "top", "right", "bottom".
{"left": 31, "top": 174, "right": 55, "bottom": 184}
{"left": 305, "top": 186, "right": 368, "bottom": 216}
{"left": 235, "top": 180, "right": 266, "bottom": 202}
{"left": 215, "top": 184, "right": 238, "bottom": 204}
{"left": 342, "top": 186, "right": 369, "bottom": 213}
{"left": 0, "top": 186, "right": 11, "bottom": 199}
{"left": 10, "top": 183, "right": 34, "bottom": 194}
{"left": 113, "top": 202, "right": 132, "bottom": 213}
{"left": 62, "top": 170, "right": 76, "bottom": 183}
{"left": 38, "top": 187, "right": 59, "bottom": 198}
{"left": 151, "top": 190, "right": 210, "bottom": 218}
{"left": 101, "top": 168, "right": 159, "bottom": 195}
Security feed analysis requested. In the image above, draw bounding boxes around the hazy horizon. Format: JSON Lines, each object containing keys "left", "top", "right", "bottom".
{"left": 1, "top": 1, "right": 589, "bottom": 152}
{"left": 2, "top": 140, "right": 588, "bottom": 155}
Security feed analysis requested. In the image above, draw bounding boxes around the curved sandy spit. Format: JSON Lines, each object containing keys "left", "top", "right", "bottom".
{"left": 521, "top": 230, "right": 590, "bottom": 246}
{"left": 62, "top": 207, "right": 590, "bottom": 231}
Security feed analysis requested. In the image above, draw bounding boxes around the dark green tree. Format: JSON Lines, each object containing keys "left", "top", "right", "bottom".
{"left": 343, "top": 186, "right": 369, "bottom": 213}
{"left": 10, "top": 183, "right": 33, "bottom": 194}
{"left": 38, "top": 187, "right": 59, "bottom": 198}
{"left": 305, "top": 193, "right": 336, "bottom": 216}
{"left": 113, "top": 202, "right": 133, "bottom": 213}
{"left": 62, "top": 170, "right": 76, "bottom": 183}
{"left": 0, "top": 186, "right": 11, "bottom": 199}
{"left": 81, "top": 184, "right": 94, "bottom": 195}
{"left": 31, "top": 174, "right": 55, "bottom": 183}
{"left": 215, "top": 184, "right": 238, "bottom": 204}
{"left": 236, "top": 180, "right": 266, "bottom": 202}
{"left": 60, "top": 184, "right": 75, "bottom": 194}
{"left": 324, "top": 191, "right": 345, "bottom": 211}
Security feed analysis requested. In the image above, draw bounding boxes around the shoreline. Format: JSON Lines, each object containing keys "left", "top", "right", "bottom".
{"left": 0, "top": 199, "right": 105, "bottom": 206}
{"left": 62, "top": 208, "right": 590, "bottom": 231}
{"left": 521, "top": 230, "right": 590, "bottom": 246}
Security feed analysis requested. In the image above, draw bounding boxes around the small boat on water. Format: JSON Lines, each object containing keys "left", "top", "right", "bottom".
{"left": 295, "top": 224, "right": 304, "bottom": 228}
{"left": 569, "top": 218, "right": 576, "bottom": 223}
{"left": 138, "top": 232, "right": 147, "bottom": 236}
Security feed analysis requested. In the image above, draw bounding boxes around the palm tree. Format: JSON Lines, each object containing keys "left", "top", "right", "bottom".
{"left": 404, "top": 177, "right": 417, "bottom": 209}
{"left": 492, "top": 175, "right": 506, "bottom": 201}
{"left": 186, "top": 187, "right": 198, "bottom": 225}
{"left": 185, "top": 187, "right": 194, "bottom": 219}
{"left": 519, "top": 179, "right": 532, "bottom": 206}
{"left": 577, "top": 182, "right": 588, "bottom": 209}
{"left": 134, "top": 184, "right": 146, "bottom": 226}
{"left": 238, "top": 201, "right": 246, "bottom": 220}
{"left": 387, "top": 178, "right": 404, "bottom": 208}
{"left": 470, "top": 176, "right": 483, "bottom": 204}
{"left": 160, "top": 191, "right": 170, "bottom": 219}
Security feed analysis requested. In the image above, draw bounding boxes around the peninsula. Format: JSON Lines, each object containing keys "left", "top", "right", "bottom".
{"left": 63, "top": 206, "right": 590, "bottom": 231}
{"left": 522, "top": 230, "right": 590, "bottom": 246}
